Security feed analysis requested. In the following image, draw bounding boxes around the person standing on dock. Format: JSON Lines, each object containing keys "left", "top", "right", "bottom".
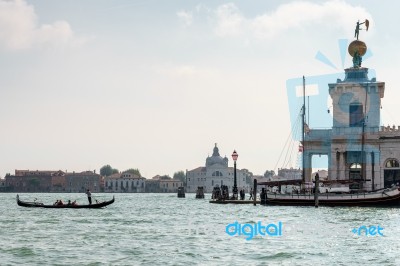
{"left": 249, "top": 188, "right": 253, "bottom": 200}
{"left": 86, "top": 189, "right": 92, "bottom": 205}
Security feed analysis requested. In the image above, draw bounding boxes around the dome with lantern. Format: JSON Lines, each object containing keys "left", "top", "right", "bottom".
{"left": 206, "top": 143, "right": 228, "bottom": 167}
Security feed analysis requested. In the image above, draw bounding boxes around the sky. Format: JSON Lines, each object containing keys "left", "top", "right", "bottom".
{"left": 1, "top": 0, "right": 400, "bottom": 178}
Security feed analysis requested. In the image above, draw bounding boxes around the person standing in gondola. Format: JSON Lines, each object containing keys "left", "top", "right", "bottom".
{"left": 86, "top": 189, "right": 92, "bottom": 205}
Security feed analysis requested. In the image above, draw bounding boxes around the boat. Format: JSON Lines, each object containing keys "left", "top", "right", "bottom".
{"left": 16, "top": 195, "right": 115, "bottom": 208}
{"left": 259, "top": 186, "right": 400, "bottom": 207}
{"left": 259, "top": 21, "right": 400, "bottom": 207}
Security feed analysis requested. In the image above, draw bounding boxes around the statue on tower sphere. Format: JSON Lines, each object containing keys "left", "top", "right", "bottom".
{"left": 349, "top": 19, "right": 369, "bottom": 68}
{"left": 354, "top": 19, "right": 369, "bottom": 40}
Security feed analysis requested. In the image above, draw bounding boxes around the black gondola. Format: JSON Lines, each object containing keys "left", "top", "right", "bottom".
{"left": 16, "top": 195, "right": 115, "bottom": 209}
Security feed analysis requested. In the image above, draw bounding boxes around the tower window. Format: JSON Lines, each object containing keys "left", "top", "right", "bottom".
{"left": 349, "top": 103, "right": 363, "bottom": 127}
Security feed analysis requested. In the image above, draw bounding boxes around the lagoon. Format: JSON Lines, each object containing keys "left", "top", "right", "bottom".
{"left": 1, "top": 193, "right": 400, "bottom": 265}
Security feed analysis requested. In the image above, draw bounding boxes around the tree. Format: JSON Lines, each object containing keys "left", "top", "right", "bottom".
{"left": 159, "top": 175, "right": 171, "bottom": 180}
{"left": 173, "top": 171, "right": 186, "bottom": 184}
{"left": 264, "top": 170, "right": 275, "bottom": 178}
{"left": 124, "top": 168, "right": 141, "bottom": 177}
{"left": 100, "top": 165, "right": 119, "bottom": 176}
{"left": 111, "top": 168, "right": 119, "bottom": 175}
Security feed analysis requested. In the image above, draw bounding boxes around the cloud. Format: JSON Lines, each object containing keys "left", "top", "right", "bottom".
{"left": 154, "top": 64, "right": 219, "bottom": 79}
{"left": 0, "top": 0, "right": 82, "bottom": 50}
{"left": 251, "top": 1, "right": 371, "bottom": 39}
{"left": 212, "top": 1, "right": 372, "bottom": 39}
{"left": 177, "top": 10, "right": 193, "bottom": 27}
{"left": 214, "top": 3, "right": 245, "bottom": 37}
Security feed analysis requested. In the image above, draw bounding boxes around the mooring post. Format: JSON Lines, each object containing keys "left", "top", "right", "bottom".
{"left": 253, "top": 179, "right": 257, "bottom": 206}
{"left": 314, "top": 174, "right": 319, "bottom": 208}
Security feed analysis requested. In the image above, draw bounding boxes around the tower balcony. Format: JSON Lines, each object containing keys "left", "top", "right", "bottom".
{"left": 305, "top": 128, "right": 332, "bottom": 141}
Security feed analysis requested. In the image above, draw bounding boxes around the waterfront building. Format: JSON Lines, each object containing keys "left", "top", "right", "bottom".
{"left": 146, "top": 175, "right": 183, "bottom": 193}
{"left": 144, "top": 179, "right": 160, "bottom": 192}
{"left": 0, "top": 178, "right": 7, "bottom": 192}
{"left": 6, "top": 170, "right": 53, "bottom": 192}
{"left": 5, "top": 169, "right": 102, "bottom": 192}
{"left": 186, "top": 144, "right": 251, "bottom": 193}
{"left": 277, "top": 168, "right": 302, "bottom": 180}
{"left": 304, "top": 51, "right": 400, "bottom": 190}
{"left": 64, "top": 171, "right": 102, "bottom": 193}
{"left": 159, "top": 179, "right": 183, "bottom": 193}
{"left": 104, "top": 172, "right": 146, "bottom": 193}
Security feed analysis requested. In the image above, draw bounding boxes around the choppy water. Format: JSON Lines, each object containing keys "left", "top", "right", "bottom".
{"left": 1, "top": 193, "right": 400, "bottom": 265}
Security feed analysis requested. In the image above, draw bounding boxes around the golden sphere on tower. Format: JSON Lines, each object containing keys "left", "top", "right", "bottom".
{"left": 348, "top": 40, "right": 367, "bottom": 57}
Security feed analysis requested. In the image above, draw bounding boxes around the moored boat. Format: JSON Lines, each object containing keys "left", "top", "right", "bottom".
{"left": 258, "top": 185, "right": 400, "bottom": 207}
{"left": 16, "top": 195, "right": 115, "bottom": 208}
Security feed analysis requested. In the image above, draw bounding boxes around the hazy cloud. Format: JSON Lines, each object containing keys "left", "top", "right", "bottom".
{"left": 154, "top": 64, "right": 219, "bottom": 79}
{"left": 177, "top": 10, "right": 193, "bottom": 27}
{"left": 0, "top": 0, "right": 81, "bottom": 50}
{"left": 251, "top": 1, "right": 371, "bottom": 39}
{"left": 212, "top": 1, "right": 371, "bottom": 39}
{"left": 214, "top": 3, "right": 245, "bottom": 37}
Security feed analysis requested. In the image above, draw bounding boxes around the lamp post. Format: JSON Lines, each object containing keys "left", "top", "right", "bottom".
{"left": 232, "top": 150, "right": 238, "bottom": 200}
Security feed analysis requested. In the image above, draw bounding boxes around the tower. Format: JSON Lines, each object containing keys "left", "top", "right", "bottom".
{"left": 302, "top": 20, "right": 400, "bottom": 191}
{"left": 328, "top": 20, "right": 384, "bottom": 190}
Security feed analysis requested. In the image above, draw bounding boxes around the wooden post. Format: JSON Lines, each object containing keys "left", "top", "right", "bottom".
{"left": 314, "top": 174, "right": 319, "bottom": 208}
{"left": 253, "top": 179, "right": 257, "bottom": 206}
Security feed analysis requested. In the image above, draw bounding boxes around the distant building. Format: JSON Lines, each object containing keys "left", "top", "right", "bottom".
{"left": 5, "top": 169, "right": 102, "bottom": 192}
{"left": 312, "top": 170, "right": 328, "bottom": 180}
{"left": 159, "top": 179, "right": 183, "bottom": 193}
{"left": 277, "top": 168, "right": 302, "bottom": 180}
{"left": 6, "top": 170, "right": 53, "bottom": 192}
{"left": 252, "top": 175, "right": 270, "bottom": 183}
{"left": 0, "top": 178, "right": 7, "bottom": 192}
{"left": 64, "top": 171, "right": 102, "bottom": 193}
{"left": 186, "top": 144, "right": 251, "bottom": 193}
{"left": 144, "top": 179, "right": 160, "bottom": 192}
{"left": 104, "top": 172, "right": 146, "bottom": 193}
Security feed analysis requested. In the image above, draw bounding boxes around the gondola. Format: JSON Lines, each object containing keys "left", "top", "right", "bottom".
{"left": 16, "top": 195, "right": 115, "bottom": 209}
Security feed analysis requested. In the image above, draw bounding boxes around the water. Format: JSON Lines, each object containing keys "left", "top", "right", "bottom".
{"left": 1, "top": 193, "right": 400, "bottom": 265}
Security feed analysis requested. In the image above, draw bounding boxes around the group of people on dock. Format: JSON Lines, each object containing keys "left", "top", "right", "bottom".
{"left": 211, "top": 185, "right": 255, "bottom": 201}
{"left": 239, "top": 188, "right": 254, "bottom": 200}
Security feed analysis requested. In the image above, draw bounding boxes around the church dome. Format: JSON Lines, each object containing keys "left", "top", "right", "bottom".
{"left": 206, "top": 144, "right": 228, "bottom": 167}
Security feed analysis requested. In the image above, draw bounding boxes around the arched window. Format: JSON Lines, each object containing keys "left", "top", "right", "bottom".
{"left": 350, "top": 163, "right": 362, "bottom": 169}
{"left": 385, "top": 159, "right": 400, "bottom": 168}
{"left": 349, "top": 163, "right": 362, "bottom": 188}
{"left": 212, "top": 171, "right": 223, "bottom": 177}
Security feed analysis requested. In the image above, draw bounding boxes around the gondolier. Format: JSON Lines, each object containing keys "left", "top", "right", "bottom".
{"left": 86, "top": 189, "right": 92, "bottom": 205}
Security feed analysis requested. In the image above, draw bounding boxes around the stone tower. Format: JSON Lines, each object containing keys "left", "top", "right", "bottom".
{"left": 303, "top": 21, "right": 400, "bottom": 191}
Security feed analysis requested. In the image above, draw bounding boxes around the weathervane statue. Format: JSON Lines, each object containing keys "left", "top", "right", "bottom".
{"left": 348, "top": 19, "right": 370, "bottom": 68}
{"left": 354, "top": 19, "right": 369, "bottom": 40}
